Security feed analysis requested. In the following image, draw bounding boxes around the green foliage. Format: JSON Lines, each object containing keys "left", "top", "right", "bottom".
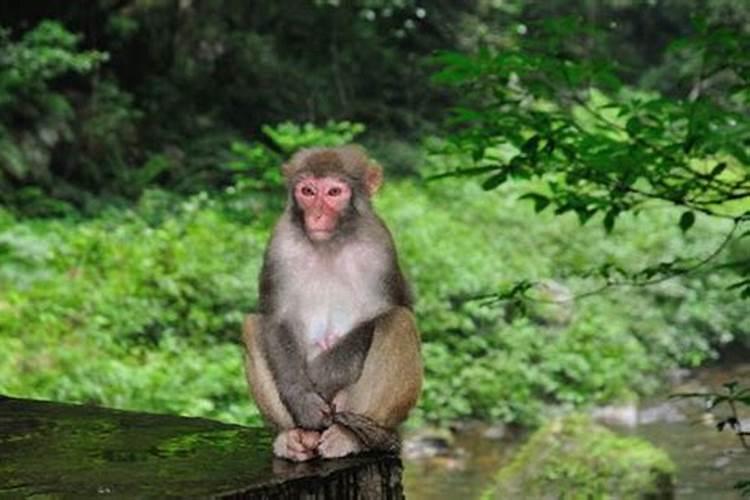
{"left": 224, "top": 121, "right": 365, "bottom": 189}
{"left": 224, "top": 143, "right": 279, "bottom": 181}
{"left": 1, "top": 4, "right": 749, "bottom": 442}
{"left": 379, "top": 177, "right": 749, "bottom": 425}
{"left": 0, "top": 21, "right": 106, "bottom": 205}
{"left": 6, "top": 2, "right": 746, "bottom": 212}
{"left": 0, "top": 115, "right": 364, "bottom": 421}
{"left": 75, "top": 80, "right": 145, "bottom": 195}
{"left": 0, "top": 21, "right": 105, "bottom": 107}
{"left": 221, "top": 120, "right": 367, "bottom": 219}
{"left": 0, "top": 194, "right": 266, "bottom": 424}
{"left": 671, "top": 381, "right": 750, "bottom": 456}
{"left": 484, "top": 414, "right": 675, "bottom": 499}
{"left": 432, "top": 16, "right": 750, "bottom": 300}
{"left": 0, "top": 2, "right": 457, "bottom": 210}
{"left": 738, "top": 479, "right": 750, "bottom": 498}
{"left": 3, "top": 175, "right": 747, "bottom": 426}
{"left": 263, "top": 121, "right": 366, "bottom": 154}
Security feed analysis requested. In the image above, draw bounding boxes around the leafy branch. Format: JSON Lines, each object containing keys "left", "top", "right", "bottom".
{"left": 472, "top": 217, "right": 746, "bottom": 307}
{"left": 671, "top": 381, "right": 750, "bottom": 451}
{"left": 671, "top": 381, "right": 750, "bottom": 496}
{"left": 432, "top": 15, "right": 750, "bottom": 300}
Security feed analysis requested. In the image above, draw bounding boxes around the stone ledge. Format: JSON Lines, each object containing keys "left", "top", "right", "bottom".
{"left": 0, "top": 395, "right": 404, "bottom": 499}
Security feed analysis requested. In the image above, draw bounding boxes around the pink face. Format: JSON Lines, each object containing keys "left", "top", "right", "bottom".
{"left": 294, "top": 176, "right": 352, "bottom": 241}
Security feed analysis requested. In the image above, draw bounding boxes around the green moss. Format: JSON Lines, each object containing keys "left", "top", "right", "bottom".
{"left": 487, "top": 414, "right": 675, "bottom": 499}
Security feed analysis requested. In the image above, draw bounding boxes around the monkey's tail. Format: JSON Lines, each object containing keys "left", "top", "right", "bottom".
{"left": 332, "top": 411, "right": 401, "bottom": 453}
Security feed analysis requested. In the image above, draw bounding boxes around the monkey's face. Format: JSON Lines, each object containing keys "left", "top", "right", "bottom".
{"left": 294, "top": 176, "right": 352, "bottom": 241}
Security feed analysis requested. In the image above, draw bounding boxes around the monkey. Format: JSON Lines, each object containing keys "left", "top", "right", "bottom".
{"left": 241, "top": 145, "right": 422, "bottom": 462}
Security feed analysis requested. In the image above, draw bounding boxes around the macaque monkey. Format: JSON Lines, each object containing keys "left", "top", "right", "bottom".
{"left": 242, "top": 145, "right": 422, "bottom": 462}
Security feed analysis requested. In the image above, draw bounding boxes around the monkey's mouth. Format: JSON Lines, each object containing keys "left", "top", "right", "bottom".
{"left": 308, "top": 229, "right": 334, "bottom": 241}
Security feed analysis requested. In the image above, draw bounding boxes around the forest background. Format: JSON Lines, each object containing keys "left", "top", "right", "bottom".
{"left": 1, "top": 0, "right": 749, "bottom": 453}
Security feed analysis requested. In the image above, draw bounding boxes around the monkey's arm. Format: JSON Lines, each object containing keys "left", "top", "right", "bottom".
{"left": 307, "top": 319, "right": 376, "bottom": 401}
{"left": 315, "top": 307, "right": 423, "bottom": 458}
{"left": 260, "top": 319, "right": 332, "bottom": 430}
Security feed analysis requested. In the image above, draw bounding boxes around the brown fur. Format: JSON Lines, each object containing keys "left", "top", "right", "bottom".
{"left": 333, "top": 307, "right": 422, "bottom": 428}
{"left": 282, "top": 145, "right": 383, "bottom": 196}
{"left": 243, "top": 315, "right": 294, "bottom": 430}
{"left": 242, "top": 307, "right": 422, "bottom": 450}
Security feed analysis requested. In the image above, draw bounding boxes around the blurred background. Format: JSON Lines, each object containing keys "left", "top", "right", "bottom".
{"left": 0, "top": 1, "right": 748, "bottom": 498}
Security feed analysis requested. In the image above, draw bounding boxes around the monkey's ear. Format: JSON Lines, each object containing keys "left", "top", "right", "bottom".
{"left": 365, "top": 163, "right": 383, "bottom": 196}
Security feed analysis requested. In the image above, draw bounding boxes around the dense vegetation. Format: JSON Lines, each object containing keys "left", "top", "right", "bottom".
{"left": 1, "top": 0, "right": 748, "bottom": 444}
{"left": 2, "top": 125, "right": 747, "bottom": 426}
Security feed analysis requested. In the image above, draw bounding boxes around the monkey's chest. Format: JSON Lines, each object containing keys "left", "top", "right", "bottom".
{"left": 282, "top": 260, "right": 387, "bottom": 357}
{"left": 289, "top": 276, "right": 385, "bottom": 351}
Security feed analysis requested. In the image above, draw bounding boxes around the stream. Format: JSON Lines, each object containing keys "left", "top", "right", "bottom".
{"left": 403, "top": 363, "right": 750, "bottom": 499}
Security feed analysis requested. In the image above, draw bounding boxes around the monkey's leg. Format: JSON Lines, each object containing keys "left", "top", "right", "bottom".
{"left": 242, "top": 314, "right": 320, "bottom": 462}
{"left": 318, "top": 306, "right": 423, "bottom": 458}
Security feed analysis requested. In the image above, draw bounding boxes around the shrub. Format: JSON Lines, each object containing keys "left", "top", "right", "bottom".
{"left": 0, "top": 21, "right": 106, "bottom": 212}
{"left": 378, "top": 177, "right": 748, "bottom": 425}
{"left": 0, "top": 194, "right": 267, "bottom": 424}
{"left": 1, "top": 171, "right": 746, "bottom": 426}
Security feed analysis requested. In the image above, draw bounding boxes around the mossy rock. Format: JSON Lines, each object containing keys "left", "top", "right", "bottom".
{"left": 485, "top": 414, "right": 675, "bottom": 499}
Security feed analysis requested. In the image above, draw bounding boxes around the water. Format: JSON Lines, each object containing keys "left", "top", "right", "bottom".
{"left": 403, "top": 423, "right": 523, "bottom": 499}
{"left": 403, "top": 363, "right": 750, "bottom": 499}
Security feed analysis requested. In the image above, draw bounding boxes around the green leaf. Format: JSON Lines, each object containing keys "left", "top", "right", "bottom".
{"left": 543, "top": 137, "right": 556, "bottom": 156}
{"left": 709, "top": 395, "right": 728, "bottom": 408}
{"left": 576, "top": 207, "right": 596, "bottom": 225}
{"left": 603, "top": 209, "right": 618, "bottom": 234}
{"left": 727, "top": 279, "right": 750, "bottom": 291}
{"left": 518, "top": 193, "right": 551, "bottom": 213}
{"left": 726, "top": 143, "right": 750, "bottom": 165}
{"left": 521, "top": 135, "right": 540, "bottom": 155}
{"left": 482, "top": 172, "right": 507, "bottom": 190}
{"left": 709, "top": 162, "right": 727, "bottom": 178}
{"left": 679, "top": 211, "right": 695, "bottom": 233}
{"left": 625, "top": 117, "right": 642, "bottom": 136}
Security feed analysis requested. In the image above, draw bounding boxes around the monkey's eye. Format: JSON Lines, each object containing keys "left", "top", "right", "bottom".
{"left": 327, "top": 187, "right": 342, "bottom": 197}
{"left": 300, "top": 186, "right": 316, "bottom": 197}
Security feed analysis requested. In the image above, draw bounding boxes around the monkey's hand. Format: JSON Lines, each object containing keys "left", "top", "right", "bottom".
{"left": 290, "top": 390, "right": 333, "bottom": 430}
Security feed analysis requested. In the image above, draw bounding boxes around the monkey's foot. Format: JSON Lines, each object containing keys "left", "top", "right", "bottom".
{"left": 273, "top": 428, "right": 321, "bottom": 462}
{"left": 318, "top": 424, "right": 362, "bottom": 459}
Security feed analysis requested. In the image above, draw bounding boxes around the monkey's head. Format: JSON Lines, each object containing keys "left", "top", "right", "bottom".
{"left": 282, "top": 145, "right": 383, "bottom": 242}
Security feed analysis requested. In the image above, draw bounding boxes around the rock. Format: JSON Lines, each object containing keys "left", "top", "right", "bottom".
{"left": 402, "top": 427, "right": 467, "bottom": 470}
{"left": 591, "top": 403, "right": 639, "bottom": 427}
{"left": 665, "top": 368, "right": 691, "bottom": 386}
{"left": 0, "top": 395, "right": 404, "bottom": 499}
{"left": 528, "top": 279, "right": 575, "bottom": 327}
{"left": 402, "top": 427, "right": 454, "bottom": 460}
{"left": 638, "top": 401, "right": 689, "bottom": 425}
{"left": 481, "top": 423, "right": 508, "bottom": 440}
{"left": 713, "top": 455, "right": 731, "bottom": 469}
{"left": 485, "top": 414, "right": 675, "bottom": 499}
